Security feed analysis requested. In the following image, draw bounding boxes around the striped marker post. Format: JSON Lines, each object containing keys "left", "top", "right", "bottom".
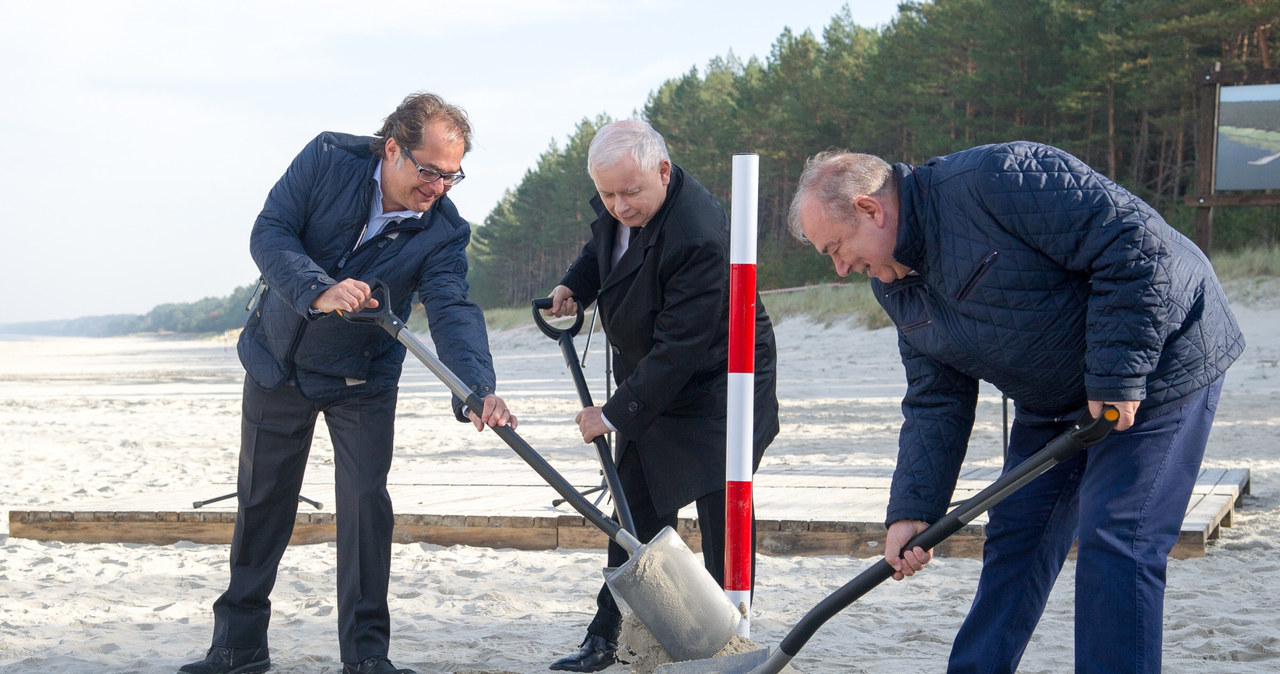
{"left": 726, "top": 153, "right": 758, "bottom": 637}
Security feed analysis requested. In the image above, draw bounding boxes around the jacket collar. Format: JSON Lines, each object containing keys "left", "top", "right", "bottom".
{"left": 362, "top": 153, "right": 467, "bottom": 236}
{"left": 891, "top": 163, "right": 927, "bottom": 276}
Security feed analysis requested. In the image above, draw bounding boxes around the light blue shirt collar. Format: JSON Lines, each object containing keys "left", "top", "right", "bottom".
{"left": 366, "top": 159, "right": 425, "bottom": 244}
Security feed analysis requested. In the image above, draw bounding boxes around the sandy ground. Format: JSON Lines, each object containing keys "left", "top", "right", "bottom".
{"left": 1, "top": 281, "right": 1278, "bottom": 673}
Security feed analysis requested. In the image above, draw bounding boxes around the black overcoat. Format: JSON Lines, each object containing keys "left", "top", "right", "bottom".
{"left": 559, "top": 165, "right": 779, "bottom": 515}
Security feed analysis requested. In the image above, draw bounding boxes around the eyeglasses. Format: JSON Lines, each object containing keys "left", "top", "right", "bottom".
{"left": 400, "top": 145, "right": 465, "bottom": 186}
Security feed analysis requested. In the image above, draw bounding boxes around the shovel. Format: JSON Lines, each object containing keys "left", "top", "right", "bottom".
{"left": 530, "top": 296, "right": 636, "bottom": 537}
{"left": 656, "top": 406, "right": 1120, "bottom": 674}
{"left": 338, "top": 280, "right": 741, "bottom": 662}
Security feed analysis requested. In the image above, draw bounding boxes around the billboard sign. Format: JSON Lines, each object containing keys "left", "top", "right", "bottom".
{"left": 1215, "top": 83, "right": 1280, "bottom": 191}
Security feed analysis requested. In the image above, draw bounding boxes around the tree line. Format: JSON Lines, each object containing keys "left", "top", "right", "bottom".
{"left": 468, "top": 0, "right": 1280, "bottom": 307}
{"left": 1220, "top": 101, "right": 1280, "bottom": 132}
{"left": 7, "top": 0, "right": 1276, "bottom": 336}
{"left": 3, "top": 284, "right": 260, "bottom": 337}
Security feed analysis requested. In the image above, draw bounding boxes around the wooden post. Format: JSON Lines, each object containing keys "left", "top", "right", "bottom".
{"left": 1185, "top": 63, "right": 1280, "bottom": 257}
{"left": 1193, "top": 63, "right": 1220, "bottom": 256}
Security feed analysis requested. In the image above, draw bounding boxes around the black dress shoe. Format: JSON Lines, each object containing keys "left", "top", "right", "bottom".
{"left": 549, "top": 634, "right": 617, "bottom": 672}
{"left": 178, "top": 646, "right": 270, "bottom": 674}
{"left": 342, "top": 656, "right": 416, "bottom": 674}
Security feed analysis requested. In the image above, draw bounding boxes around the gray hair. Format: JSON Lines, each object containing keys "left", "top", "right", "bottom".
{"left": 587, "top": 120, "right": 670, "bottom": 178}
{"left": 787, "top": 150, "right": 894, "bottom": 242}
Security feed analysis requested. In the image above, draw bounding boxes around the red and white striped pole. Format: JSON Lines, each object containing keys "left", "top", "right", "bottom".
{"left": 726, "top": 153, "right": 758, "bottom": 637}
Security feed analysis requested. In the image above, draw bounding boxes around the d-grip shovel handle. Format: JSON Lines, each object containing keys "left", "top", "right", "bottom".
{"left": 333, "top": 279, "right": 398, "bottom": 326}
{"left": 532, "top": 298, "right": 594, "bottom": 408}
{"left": 768, "top": 406, "right": 1120, "bottom": 667}
{"left": 531, "top": 297, "right": 637, "bottom": 537}
{"left": 339, "top": 280, "right": 643, "bottom": 555}
{"left": 531, "top": 296, "right": 585, "bottom": 340}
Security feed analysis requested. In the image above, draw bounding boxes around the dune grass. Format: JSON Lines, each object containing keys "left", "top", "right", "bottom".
{"left": 478, "top": 304, "right": 544, "bottom": 332}
{"left": 1211, "top": 244, "right": 1280, "bottom": 279}
{"left": 465, "top": 282, "right": 890, "bottom": 333}
{"left": 456, "top": 245, "right": 1279, "bottom": 334}
{"left": 760, "top": 282, "right": 891, "bottom": 329}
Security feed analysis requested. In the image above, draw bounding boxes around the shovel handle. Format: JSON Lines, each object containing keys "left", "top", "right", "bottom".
{"left": 338, "top": 280, "right": 640, "bottom": 554}
{"left": 531, "top": 298, "right": 637, "bottom": 537}
{"left": 531, "top": 297, "right": 585, "bottom": 340}
{"left": 773, "top": 406, "right": 1119, "bottom": 661}
{"left": 332, "top": 279, "right": 399, "bottom": 326}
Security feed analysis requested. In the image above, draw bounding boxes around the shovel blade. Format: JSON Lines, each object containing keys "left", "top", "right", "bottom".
{"left": 653, "top": 648, "right": 770, "bottom": 674}
{"left": 606, "top": 526, "right": 741, "bottom": 662}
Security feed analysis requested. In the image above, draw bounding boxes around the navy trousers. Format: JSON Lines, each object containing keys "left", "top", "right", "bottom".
{"left": 212, "top": 376, "right": 399, "bottom": 663}
{"left": 585, "top": 448, "right": 756, "bottom": 641}
{"left": 948, "top": 378, "right": 1223, "bottom": 674}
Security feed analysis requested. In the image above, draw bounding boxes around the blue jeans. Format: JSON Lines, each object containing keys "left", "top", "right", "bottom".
{"left": 948, "top": 378, "right": 1223, "bottom": 674}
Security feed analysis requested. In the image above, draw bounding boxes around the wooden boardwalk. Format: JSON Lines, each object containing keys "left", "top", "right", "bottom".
{"left": 8, "top": 466, "right": 1250, "bottom": 560}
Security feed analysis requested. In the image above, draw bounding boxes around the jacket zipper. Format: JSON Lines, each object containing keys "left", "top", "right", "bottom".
{"left": 955, "top": 249, "right": 1000, "bottom": 301}
{"left": 337, "top": 223, "right": 370, "bottom": 270}
{"left": 899, "top": 318, "right": 933, "bottom": 334}
{"left": 244, "top": 276, "right": 266, "bottom": 311}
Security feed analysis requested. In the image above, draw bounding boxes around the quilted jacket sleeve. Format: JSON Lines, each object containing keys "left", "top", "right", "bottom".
{"left": 975, "top": 142, "right": 1167, "bottom": 402}
{"left": 250, "top": 134, "right": 337, "bottom": 316}
{"left": 888, "top": 331, "right": 979, "bottom": 525}
{"left": 417, "top": 224, "right": 497, "bottom": 422}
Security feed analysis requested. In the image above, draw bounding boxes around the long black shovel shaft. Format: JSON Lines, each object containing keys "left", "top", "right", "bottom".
{"left": 387, "top": 319, "right": 642, "bottom": 555}
{"left": 559, "top": 333, "right": 597, "bottom": 407}
{"left": 772, "top": 408, "right": 1119, "bottom": 662}
{"left": 531, "top": 297, "right": 637, "bottom": 537}
{"left": 555, "top": 332, "right": 637, "bottom": 537}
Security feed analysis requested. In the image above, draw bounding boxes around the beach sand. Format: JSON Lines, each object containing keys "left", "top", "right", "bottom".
{"left": 2, "top": 282, "right": 1278, "bottom": 673}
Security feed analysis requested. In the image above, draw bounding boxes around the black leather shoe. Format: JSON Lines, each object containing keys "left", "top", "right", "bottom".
{"left": 341, "top": 656, "right": 416, "bottom": 674}
{"left": 178, "top": 646, "right": 270, "bottom": 674}
{"left": 549, "top": 634, "right": 617, "bottom": 672}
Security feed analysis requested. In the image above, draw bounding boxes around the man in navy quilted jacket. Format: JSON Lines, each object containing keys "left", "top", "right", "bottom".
{"left": 181, "top": 93, "right": 515, "bottom": 674}
{"left": 787, "top": 142, "right": 1243, "bottom": 673}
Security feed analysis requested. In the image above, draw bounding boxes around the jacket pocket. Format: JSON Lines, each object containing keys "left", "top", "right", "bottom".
{"left": 293, "top": 314, "right": 384, "bottom": 381}
{"left": 899, "top": 318, "right": 933, "bottom": 334}
{"left": 955, "top": 249, "right": 1000, "bottom": 302}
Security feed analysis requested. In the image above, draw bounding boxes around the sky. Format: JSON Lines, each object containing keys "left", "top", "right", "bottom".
{"left": 1220, "top": 83, "right": 1280, "bottom": 102}
{"left": 0, "top": 0, "right": 901, "bottom": 323}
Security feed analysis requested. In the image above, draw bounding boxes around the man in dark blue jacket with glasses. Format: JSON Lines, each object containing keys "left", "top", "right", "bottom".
{"left": 181, "top": 92, "right": 515, "bottom": 674}
{"left": 788, "top": 142, "right": 1243, "bottom": 673}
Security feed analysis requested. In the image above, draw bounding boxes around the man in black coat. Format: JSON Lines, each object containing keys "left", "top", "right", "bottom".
{"left": 544, "top": 120, "right": 779, "bottom": 671}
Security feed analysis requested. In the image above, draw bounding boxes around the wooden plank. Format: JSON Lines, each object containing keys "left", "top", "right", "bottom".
{"left": 7, "top": 466, "right": 1249, "bottom": 559}
{"left": 1231, "top": 467, "right": 1253, "bottom": 498}
{"left": 933, "top": 530, "right": 986, "bottom": 559}
{"left": 759, "top": 528, "right": 876, "bottom": 557}
{"left": 9, "top": 519, "right": 333, "bottom": 546}
{"left": 1175, "top": 492, "right": 1235, "bottom": 558}
{"left": 556, "top": 516, "right": 609, "bottom": 550}
{"left": 1185, "top": 193, "right": 1280, "bottom": 208}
